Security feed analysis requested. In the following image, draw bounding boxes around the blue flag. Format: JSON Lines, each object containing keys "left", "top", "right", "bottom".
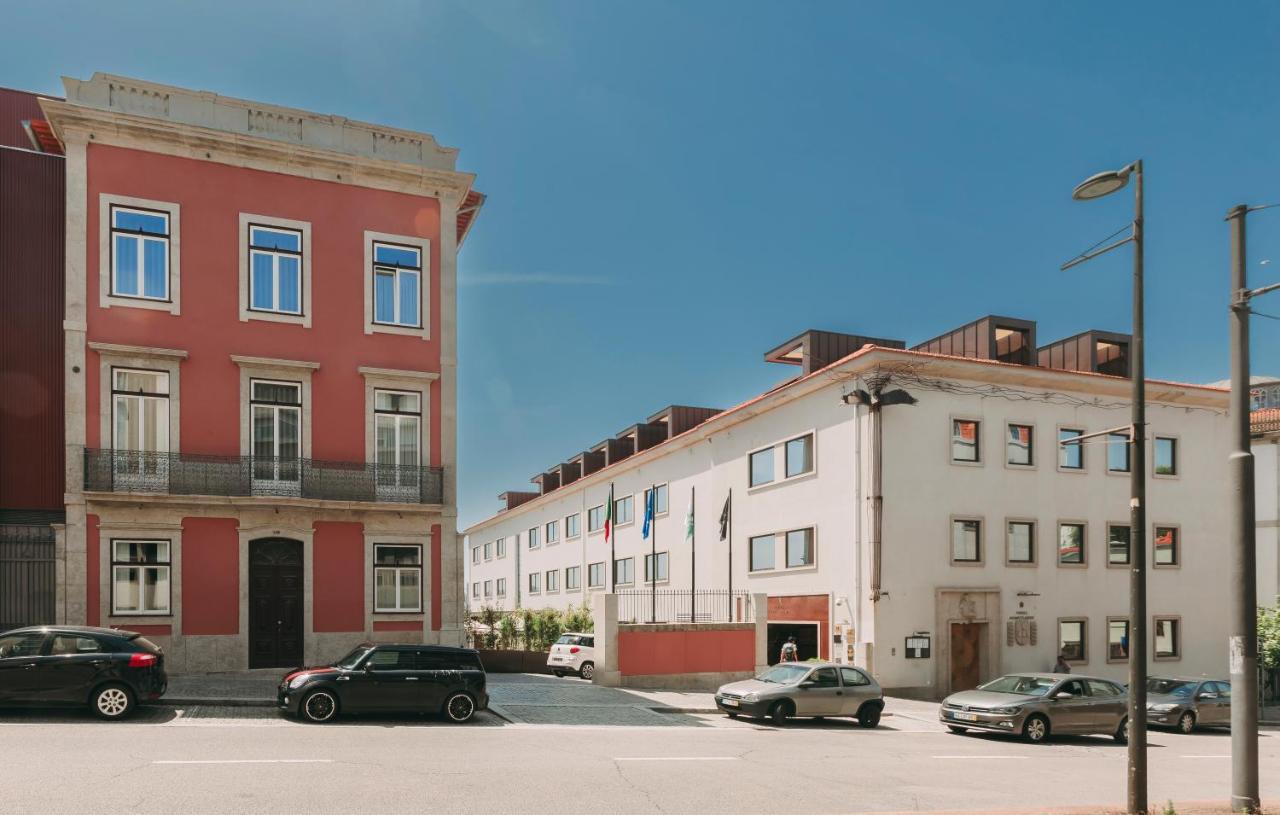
{"left": 642, "top": 487, "right": 655, "bottom": 539}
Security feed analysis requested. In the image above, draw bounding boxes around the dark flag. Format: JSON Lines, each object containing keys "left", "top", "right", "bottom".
{"left": 718, "top": 492, "right": 731, "bottom": 541}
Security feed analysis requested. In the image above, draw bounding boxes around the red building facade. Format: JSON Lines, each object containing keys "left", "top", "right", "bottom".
{"left": 41, "top": 74, "right": 482, "bottom": 670}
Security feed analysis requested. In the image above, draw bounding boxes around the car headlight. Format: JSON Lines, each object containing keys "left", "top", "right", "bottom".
{"left": 742, "top": 692, "right": 759, "bottom": 703}
{"left": 288, "top": 674, "right": 311, "bottom": 690}
{"left": 990, "top": 706, "right": 1022, "bottom": 715}
{"left": 1148, "top": 703, "right": 1177, "bottom": 713}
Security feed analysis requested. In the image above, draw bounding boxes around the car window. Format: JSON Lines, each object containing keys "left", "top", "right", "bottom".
{"left": 0, "top": 633, "right": 46, "bottom": 659}
{"left": 1086, "top": 680, "right": 1119, "bottom": 697}
{"left": 582, "top": 637, "right": 594, "bottom": 648}
{"left": 1058, "top": 680, "right": 1089, "bottom": 697}
{"left": 415, "top": 652, "right": 451, "bottom": 670}
{"left": 840, "top": 667, "right": 870, "bottom": 687}
{"left": 50, "top": 635, "right": 103, "bottom": 655}
{"left": 979, "top": 674, "right": 1057, "bottom": 696}
{"left": 810, "top": 667, "right": 839, "bottom": 688}
{"left": 367, "top": 649, "right": 409, "bottom": 670}
{"left": 454, "top": 652, "right": 483, "bottom": 671}
{"left": 1213, "top": 682, "right": 1231, "bottom": 698}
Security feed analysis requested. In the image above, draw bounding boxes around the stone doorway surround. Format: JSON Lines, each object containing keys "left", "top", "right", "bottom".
{"left": 934, "top": 588, "right": 1001, "bottom": 696}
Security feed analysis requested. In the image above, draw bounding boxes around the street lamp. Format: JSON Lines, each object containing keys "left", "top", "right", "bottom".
{"left": 1062, "top": 160, "right": 1147, "bottom": 815}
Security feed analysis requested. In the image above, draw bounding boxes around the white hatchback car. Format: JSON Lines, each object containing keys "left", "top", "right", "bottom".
{"left": 547, "top": 633, "right": 595, "bottom": 680}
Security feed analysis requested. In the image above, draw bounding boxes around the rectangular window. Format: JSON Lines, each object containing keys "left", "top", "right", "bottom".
{"left": 785, "top": 434, "right": 814, "bottom": 478}
{"left": 251, "top": 379, "right": 301, "bottom": 485}
{"left": 1006, "top": 521, "right": 1035, "bottom": 564}
{"left": 1059, "top": 428, "right": 1084, "bottom": 470}
{"left": 472, "top": 546, "right": 479, "bottom": 564}
{"left": 566, "top": 513, "right": 581, "bottom": 538}
{"left": 749, "top": 447, "right": 774, "bottom": 486}
{"left": 749, "top": 534, "right": 775, "bottom": 572}
{"left": 1058, "top": 523, "right": 1086, "bottom": 565}
{"left": 588, "top": 561, "right": 605, "bottom": 588}
{"left": 372, "top": 242, "right": 422, "bottom": 328}
{"left": 1108, "top": 618, "right": 1130, "bottom": 662}
{"left": 374, "top": 390, "right": 421, "bottom": 495}
{"left": 952, "top": 419, "right": 980, "bottom": 462}
{"left": 545, "top": 569, "right": 559, "bottom": 592}
{"left": 1006, "top": 424, "right": 1033, "bottom": 466}
{"left": 546, "top": 520, "right": 559, "bottom": 544}
{"left": 951, "top": 519, "right": 980, "bottom": 563}
{"left": 111, "top": 205, "right": 170, "bottom": 300}
{"left": 614, "top": 495, "right": 634, "bottom": 525}
{"left": 496, "top": 578, "right": 507, "bottom": 597}
{"left": 565, "top": 566, "right": 581, "bottom": 590}
{"left": 528, "top": 527, "right": 540, "bottom": 549}
{"left": 1107, "top": 433, "right": 1131, "bottom": 472}
{"left": 1154, "top": 437, "right": 1178, "bottom": 476}
{"left": 1108, "top": 524, "right": 1131, "bottom": 565}
{"left": 111, "top": 540, "right": 171, "bottom": 615}
{"left": 785, "top": 528, "right": 815, "bottom": 568}
{"left": 643, "top": 484, "right": 669, "bottom": 515}
{"left": 373, "top": 544, "right": 422, "bottom": 612}
{"left": 483, "top": 541, "right": 493, "bottom": 560}
{"left": 644, "top": 551, "right": 669, "bottom": 583}
{"left": 1059, "top": 619, "right": 1086, "bottom": 663}
{"left": 248, "top": 224, "right": 302, "bottom": 315}
{"left": 588, "top": 505, "right": 604, "bottom": 533}
{"left": 483, "top": 580, "right": 492, "bottom": 597}
{"left": 528, "top": 572, "right": 541, "bottom": 593}
{"left": 1154, "top": 525, "right": 1179, "bottom": 566}
{"left": 111, "top": 368, "right": 171, "bottom": 490}
{"left": 472, "top": 582, "right": 479, "bottom": 599}
{"left": 1154, "top": 617, "right": 1180, "bottom": 659}
{"left": 496, "top": 538, "right": 506, "bottom": 558}
{"left": 614, "top": 557, "right": 634, "bottom": 586}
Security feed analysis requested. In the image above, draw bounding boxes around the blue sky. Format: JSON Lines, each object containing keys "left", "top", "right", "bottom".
{"left": 3, "top": 1, "right": 1278, "bottom": 527}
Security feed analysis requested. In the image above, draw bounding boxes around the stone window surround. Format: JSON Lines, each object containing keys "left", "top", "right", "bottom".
{"left": 366, "top": 532, "right": 430, "bottom": 622}
{"left": 948, "top": 415, "right": 983, "bottom": 467}
{"left": 98, "top": 193, "right": 181, "bottom": 314}
{"left": 1056, "top": 424, "right": 1088, "bottom": 473}
{"left": 1003, "top": 516, "right": 1037, "bottom": 567}
{"left": 1106, "top": 615, "right": 1130, "bottom": 664}
{"left": 98, "top": 520, "right": 184, "bottom": 631}
{"left": 746, "top": 429, "right": 819, "bottom": 493}
{"left": 1003, "top": 420, "right": 1037, "bottom": 470}
{"left": 949, "top": 514, "right": 984, "bottom": 566}
{"left": 1152, "top": 433, "right": 1181, "bottom": 480}
{"left": 238, "top": 212, "right": 313, "bottom": 327}
{"left": 1056, "top": 519, "right": 1089, "bottom": 568}
{"left": 232, "top": 355, "right": 317, "bottom": 459}
{"left": 359, "top": 367, "right": 437, "bottom": 467}
{"left": 1152, "top": 522, "right": 1181, "bottom": 569}
{"left": 1057, "top": 616, "right": 1089, "bottom": 665}
{"left": 1153, "top": 614, "right": 1182, "bottom": 661}
{"left": 90, "top": 342, "right": 186, "bottom": 455}
{"left": 746, "top": 525, "right": 819, "bottom": 575}
{"left": 364, "top": 230, "right": 432, "bottom": 340}
{"left": 1105, "top": 521, "right": 1132, "bottom": 569}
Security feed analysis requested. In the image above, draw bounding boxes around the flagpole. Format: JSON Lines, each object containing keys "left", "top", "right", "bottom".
{"left": 728, "top": 488, "right": 733, "bottom": 621}
{"left": 690, "top": 486, "right": 696, "bottom": 620}
{"left": 650, "top": 483, "right": 657, "bottom": 624}
{"left": 608, "top": 482, "right": 615, "bottom": 593}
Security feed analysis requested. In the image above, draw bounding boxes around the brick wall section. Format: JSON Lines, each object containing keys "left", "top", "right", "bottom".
{"left": 181, "top": 517, "right": 238, "bottom": 635}
{"left": 767, "top": 594, "right": 830, "bottom": 659}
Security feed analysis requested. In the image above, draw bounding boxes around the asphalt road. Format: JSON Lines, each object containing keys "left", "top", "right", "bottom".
{"left": 1, "top": 705, "right": 1277, "bottom": 814}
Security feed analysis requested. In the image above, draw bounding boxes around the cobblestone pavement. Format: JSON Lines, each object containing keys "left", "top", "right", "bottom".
{"left": 487, "top": 672, "right": 715, "bottom": 725}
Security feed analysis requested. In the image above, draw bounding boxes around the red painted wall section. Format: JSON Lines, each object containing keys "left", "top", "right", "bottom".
{"left": 430, "top": 524, "right": 442, "bottom": 631}
{"left": 373, "top": 620, "right": 423, "bottom": 632}
{"left": 181, "top": 517, "right": 239, "bottom": 635}
{"left": 129, "top": 624, "right": 172, "bottom": 636}
{"left": 617, "top": 628, "right": 755, "bottom": 677}
{"left": 86, "top": 514, "right": 100, "bottom": 626}
{"left": 312, "top": 522, "right": 364, "bottom": 633}
{"left": 83, "top": 144, "right": 443, "bottom": 466}
{"left": 767, "top": 594, "right": 831, "bottom": 659}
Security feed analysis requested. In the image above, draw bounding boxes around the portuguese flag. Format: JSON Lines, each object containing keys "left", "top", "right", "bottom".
{"left": 604, "top": 482, "right": 615, "bottom": 543}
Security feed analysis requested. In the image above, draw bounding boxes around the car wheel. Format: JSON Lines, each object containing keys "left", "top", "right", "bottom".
{"left": 1022, "top": 714, "right": 1050, "bottom": 743}
{"left": 91, "top": 683, "right": 134, "bottom": 720}
{"left": 768, "top": 700, "right": 793, "bottom": 726}
{"left": 856, "top": 703, "right": 882, "bottom": 729}
{"left": 1177, "top": 711, "right": 1196, "bottom": 734}
{"left": 444, "top": 692, "right": 476, "bottom": 723}
{"left": 947, "top": 726, "right": 968, "bottom": 735}
{"left": 1114, "top": 717, "right": 1129, "bottom": 744}
{"left": 301, "top": 690, "right": 338, "bottom": 723}
{"left": 579, "top": 662, "right": 595, "bottom": 681}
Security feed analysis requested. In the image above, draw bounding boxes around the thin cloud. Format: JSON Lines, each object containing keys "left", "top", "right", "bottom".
{"left": 460, "top": 272, "right": 617, "bottom": 287}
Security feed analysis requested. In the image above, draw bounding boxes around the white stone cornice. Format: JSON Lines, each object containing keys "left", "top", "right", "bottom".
{"left": 88, "top": 342, "right": 189, "bottom": 360}
{"left": 230, "top": 354, "right": 320, "bottom": 370}
{"left": 357, "top": 366, "right": 440, "bottom": 382}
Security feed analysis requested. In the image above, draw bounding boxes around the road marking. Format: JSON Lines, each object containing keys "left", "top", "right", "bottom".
{"left": 152, "top": 759, "right": 333, "bottom": 765}
{"left": 614, "top": 756, "right": 739, "bottom": 762}
{"left": 1180, "top": 755, "right": 1230, "bottom": 759}
{"left": 931, "top": 755, "right": 1030, "bottom": 760}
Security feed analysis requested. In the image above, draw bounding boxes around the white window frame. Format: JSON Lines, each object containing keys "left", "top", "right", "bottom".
{"left": 545, "top": 569, "right": 560, "bottom": 593}
{"left": 566, "top": 513, "right": 581, "bottom": 539}
{"left": 496, "top": 537, "right": 507, "bottom": 558}
{"left": 99, "top": 194, "right": 181, "bottom": 314}
{"left": 565, "top": 565, "right": 581, "bottom": 591}
{"left": 528, "top": 572, "right": 541, "bottom": 594}
{"left": 588, "top": 505, "right": 605, "bottom": 534}
{"left": 614, "top": 495, "right": 634, "bottom": 527}
{"left": 546, "top": 519, "right": 560, "bottom": 544}
{"left": 239, "top": 213, "right": 311, "bottom": 326}
{"left": 588, "top": 561, "right": 605, "bottom": 588}
{"left": 249, "top": 378, "right": 303, "bottom": 494}
{"left": 644, "top": 551, "right": 670, "bottom": 584}
{"left": 613, "top": 557, "right": 634, "bottom": 587}
{"left": 110, "top": 539, "right": 172, "bottom": 616}
{"left": 372, "top": 387, "right": 424, "bottom": 501}
{"left": 483, "top": 541, "right": 493, "bottom": 561}
{"left": 364, "top": 230, "right": 431, "bottom": 339}
{"left": 496, "top": 578, "right": 507, "bottom": 597}
{"left": 528, "top": 527, "right": 540, "bottom": 549}
{"left": 373, "top": 544, "right": 423, "bottom": 613}
{"left": 643, "top": 484, "right": 669, "bottom": 518}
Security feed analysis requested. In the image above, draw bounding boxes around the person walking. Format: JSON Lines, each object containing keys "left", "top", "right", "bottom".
{"left": 1053, "top": 650, "right": 1071, "bottom": 673}
{"left": 779, "top": 635, "right": 799, "bottom": 663}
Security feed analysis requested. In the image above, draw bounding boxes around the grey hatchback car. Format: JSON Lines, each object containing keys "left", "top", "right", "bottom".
{"left": 1146, "top": 677, "right": 1231, "bottom": 733}
{"left": 715, "top": 662, "right": 884, "bottom": 727}
{"left": 940, "top": 673, "right": 1128, "bottom": 744}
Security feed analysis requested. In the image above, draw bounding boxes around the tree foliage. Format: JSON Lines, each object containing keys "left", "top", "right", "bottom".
{"left": 471, "top": 603, "right": 595, "bottom": 652}
{"left": 1260, "top": 596, "right": 1280, "bottom": 672}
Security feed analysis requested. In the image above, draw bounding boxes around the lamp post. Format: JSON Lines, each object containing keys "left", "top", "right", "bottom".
{"left": 1063, "top": 160, "right": 1146, "bottom": 815}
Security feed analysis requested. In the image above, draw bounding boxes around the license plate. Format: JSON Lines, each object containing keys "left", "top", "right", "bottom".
{"left": 721, "top": 699, "right": 740, "bottom": 708}
{"left": 954, "top": 712, "right": 979, "bottom": 722}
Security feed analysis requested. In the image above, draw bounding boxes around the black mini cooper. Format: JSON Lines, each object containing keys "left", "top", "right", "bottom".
{"left": 278, "top": 643, "right": 488, "bottom": 723}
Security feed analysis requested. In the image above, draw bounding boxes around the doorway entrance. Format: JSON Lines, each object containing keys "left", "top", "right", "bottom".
{"left": 248, "top": 538, "right": 304, "bottom": 668}
{"left": 949, "top": 622, "right": 983, "bottom": 692}
{"left": 767, "top": 622, "right": 819, "bottom": 665}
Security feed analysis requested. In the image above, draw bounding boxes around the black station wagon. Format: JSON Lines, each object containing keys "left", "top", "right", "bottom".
{"left": 278, "top": 643, "right": 488, "bottom": 723}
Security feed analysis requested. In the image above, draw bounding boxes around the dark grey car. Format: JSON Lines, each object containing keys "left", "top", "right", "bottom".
{"left": 1146, "top": 677, "right": 1231, "bottom": 733}
{"left": 940, "top": 673, "right": 1129, "bottom": 744}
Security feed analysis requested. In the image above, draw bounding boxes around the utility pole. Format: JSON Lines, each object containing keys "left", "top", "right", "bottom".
{"left": 1126, "top": 161, "right": 1148, "bottom": 815}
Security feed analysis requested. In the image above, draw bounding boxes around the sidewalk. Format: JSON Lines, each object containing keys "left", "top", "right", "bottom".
{"left": 161, "top": 670, "right": 281, "bottom": 707}
{"left": 859, "top": 805, "right": 1275, "bottom": 815}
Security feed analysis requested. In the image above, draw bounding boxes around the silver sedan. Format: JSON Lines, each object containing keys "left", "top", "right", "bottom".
{"left": 1146, "top": 677, "right": 1231, "bottom": 733}
{"left": 715, "top": 662, "right": 885, "bottom": 727}
{"left": 940, "top": 673, "right": 1129, "bottom": 744}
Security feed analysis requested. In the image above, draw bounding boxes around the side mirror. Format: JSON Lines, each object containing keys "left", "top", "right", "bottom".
{"left": 363, "top": 661, "right": 375, "bottom": 672}
{"left": 1053, "top": 691, "right": 1074, "bottom": 700}
{"left": 798, "top": 680, "right": 816, "bottom": 690}
{"left": 1196, "top": 692, "right": 1215, "bottom": 700}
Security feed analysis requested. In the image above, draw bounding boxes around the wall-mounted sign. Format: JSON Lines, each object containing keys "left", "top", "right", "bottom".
{"left": 905, "top": 634, "right": 931, "bottom": 659}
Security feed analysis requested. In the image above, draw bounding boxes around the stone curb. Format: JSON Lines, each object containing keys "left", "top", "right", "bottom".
{"left": 156, "top": 697, "right": 275, "bottom": 708}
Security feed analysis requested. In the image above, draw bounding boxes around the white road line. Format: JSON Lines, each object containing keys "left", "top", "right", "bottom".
{"left": 614, "top": 756, "right": 739, "bottom": 762}
{"left": 931, "top": 755, "right": 1030, "bottom": 760}
{"left": 152, "top": 759, "right": 333, "bottom": 765}
{"left": 1180, "top": 755, "right": 1230, "bottom": 759}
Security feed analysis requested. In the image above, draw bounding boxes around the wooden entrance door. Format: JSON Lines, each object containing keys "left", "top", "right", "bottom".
{"left": 949, "top": 622, "right": 982, "bottom": 692}
{"left": 248, "top": 538, "right": 304, "bottom": 669}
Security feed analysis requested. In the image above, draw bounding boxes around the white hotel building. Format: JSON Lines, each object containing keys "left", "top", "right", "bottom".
{"left": 463, "top": 318, "right": 1231, "bottom": 698}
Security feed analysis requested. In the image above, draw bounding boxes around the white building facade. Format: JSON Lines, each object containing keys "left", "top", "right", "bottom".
{"left": 464, "top": 326, "right": 1231, "bottom": 698}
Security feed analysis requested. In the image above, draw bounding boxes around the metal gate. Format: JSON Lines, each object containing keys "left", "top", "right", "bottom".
{"left": 0, "top": 525, "right": 56, "bottom": 631}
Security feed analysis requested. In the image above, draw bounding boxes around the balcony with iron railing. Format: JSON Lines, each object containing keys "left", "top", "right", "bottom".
{"left": 83, "top": 448, "right": 444, "bottom": 506}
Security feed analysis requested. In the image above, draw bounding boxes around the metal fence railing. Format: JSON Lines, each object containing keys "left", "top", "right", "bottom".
{"left": 84, "top": 448, "right": 444, "bottom": 505}
{"left": 616, "top": 589, "right": 752, "bottom": 625}
{"left": 0, "top": 524, "right": 56, "bottom": 631}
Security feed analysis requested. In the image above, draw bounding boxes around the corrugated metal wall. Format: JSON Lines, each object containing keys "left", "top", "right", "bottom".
{"left": 0, "top": 146, "right": 65, "bottom": 511}
{"left": 0, "top": 87, "right": 48, "bottom": 151}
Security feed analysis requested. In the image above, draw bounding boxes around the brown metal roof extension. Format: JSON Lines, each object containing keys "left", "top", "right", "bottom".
{"left": 765, "top": 329, "right": 905, "bottom": 375}
{"left": 912, "top": 315, "right": 1037, "bottom": 366}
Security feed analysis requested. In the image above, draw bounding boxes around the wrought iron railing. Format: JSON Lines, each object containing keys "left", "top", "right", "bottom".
{"left": 616, "top": 589, "right": 752, "bottom": 625}
{"left": 83, "top": 448, "right": 444, "bottom": 505}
